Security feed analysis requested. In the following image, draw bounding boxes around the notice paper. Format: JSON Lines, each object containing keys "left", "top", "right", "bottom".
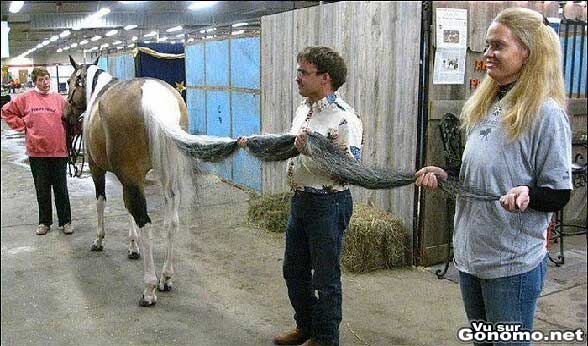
{"left": 433, "top": 8, "right": 468, "bottom": 85}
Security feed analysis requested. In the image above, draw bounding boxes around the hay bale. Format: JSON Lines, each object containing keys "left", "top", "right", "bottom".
{"left": 248, "top": 192, "right": 293, "bottom": 233}
{"left": 247, "top": 193, "right": 410, "bottom": 273}
{"left": 342, "top": 204, "right": 410, "bottom": 273}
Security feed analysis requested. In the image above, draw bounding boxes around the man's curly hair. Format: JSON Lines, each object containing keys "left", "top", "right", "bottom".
{"left": 297, "top": 47, "right": 347, "bottom": 91}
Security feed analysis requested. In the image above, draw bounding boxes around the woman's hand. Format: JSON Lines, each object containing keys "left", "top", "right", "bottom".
{"left": 236, "top": 136, "right": 247, "bottom": 148}
{"left": 500, "top": 186, "right": 530, "bottom": 212}
{"left": 415, "top": 166, "right": 448, "bottom": 190}
{"left": 295, "top": 128, "right": 312, "bottom": 155}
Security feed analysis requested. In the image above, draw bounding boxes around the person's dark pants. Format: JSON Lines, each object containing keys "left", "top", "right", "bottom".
{"left": 458, "top": 255, "right": 548, "bottom": 346}
{"left": 283, "top": 189, "right": 353, "bottom": 346}
{"left": 29, "top": 157, "right": 71, "bottom": 227}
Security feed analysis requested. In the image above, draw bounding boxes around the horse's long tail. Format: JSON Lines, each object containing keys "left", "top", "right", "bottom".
{"left": 140, "top": 80, "right": 239, "bottom": 205}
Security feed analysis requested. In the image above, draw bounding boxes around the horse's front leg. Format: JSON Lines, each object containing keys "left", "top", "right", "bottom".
{"left": 90, "top": 173, "right": 106, "bottom": 251}
{"left": 138, "top": 224, "right": 158, "bottom": 307}
{"left": 158, "top": 193, "right": 179, "bottom": 292}
{"left": 127, "top": 214, "right": 141, "bottom": 259}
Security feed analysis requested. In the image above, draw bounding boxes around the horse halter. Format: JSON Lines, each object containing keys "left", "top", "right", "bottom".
{"left": 67, "top": 69, "right": 87, "bottom": 115}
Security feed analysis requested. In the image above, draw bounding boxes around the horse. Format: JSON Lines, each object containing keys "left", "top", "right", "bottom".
{"left": 64, "top": 56, "right": 238, "bottom": 306}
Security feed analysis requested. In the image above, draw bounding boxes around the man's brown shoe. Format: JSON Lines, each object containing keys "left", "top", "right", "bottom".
{"left": 301, "top": 339, "right": 323, "bottom": 346}
{"left": 273, "top": 328, "right": 310, "bottom": 345}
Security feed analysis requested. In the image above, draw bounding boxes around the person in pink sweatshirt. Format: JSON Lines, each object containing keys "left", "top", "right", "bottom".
{"left": 2, "top": 67, "right": 73, "bottom": 235}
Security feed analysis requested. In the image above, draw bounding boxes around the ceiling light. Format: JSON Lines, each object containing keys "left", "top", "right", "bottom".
{"left": 232, "top": 23, "right": 248, "bottom": 28}
{"left": 232, "top": 30, "right": 245, "bottom": 36}
{"left": 157, "top": 36, "right": 168, "bottom": 42}
{"left": 70, "top": 43, "right": 78, "bottom": 48}
{"left": 91, "top": 35, "right": 102, "bottom": 41}
{"left": 144, "top": 40, "right": 151, "bottom": 44}
{"left": 187, "top": 38, "right": 195, "bottom": 43}
{"left": 50, "top": 35, "right": 59, "bottom": 42}
{"left": 60, "top": 30, "right": 71, "bottom": 38}
{"left": 105, "top": 30, "right": 118, "bottom": 37}
{"left": 117, "top": 46, "right": 123, "bottom": 50}
{"left": 171, "top": 41, "right": 176, "bottom": 44}
{"left": 79, "top": 40, "right": 89, "bottom": 45}
{"left": 199, "top": 29, "right": 206, "bottom": 34}
{"left": 166, "top": 25, "right": 183, "bottom": 32}
{"left": 42, "top": 40, "right": 50, "bottom": 46}
{"left": 206, "top": 28, "right": 216, "bottom": 32}
{"left": 131, "top": 36, "right": 138, "bottom": 41}
{"left": 112, "top": 40, "right": 122, "bottom": 45}
{"left": 63, "top": 46, "right": 70, "bottom": 51}
{"left": 9, "top": 1, "right": 24, "bottom": 14}
{"left": 188, "top": 1, "right": 217, "bottom": 10}
{"left": 175, "top": 33, "right": 185, "bottom": 38}
{"left": 100, "top": 43, "right": 109, "bottom": 48}
{"left": 57, "top": 48, "right": 63, "bottom": 53}
{"left": 95, "top": 8, "right": 111, "bottom": 18}
{"left": 128, "top": 43, "right": 135, "bottom": 48}
{"left": 124, "top": 25, "right": 137, "bottom": 30}
{"left": 144, "top": 31, "right": 157, "bottom": 37}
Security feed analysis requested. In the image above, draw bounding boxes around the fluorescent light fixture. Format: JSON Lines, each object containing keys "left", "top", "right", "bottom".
{"left": 127, "top": 43, "right": 135, "bottom": 48}
{"left": 9, "top": 1, "right": 24, "bottom": 13}
{"left": 79, "top": 40, "right": 89, "bottom": 45}
{"left": 157, "top": 36, "right": 168, "bottom": 42}
{"left": 57, "top": 48, "right": 63, "bottom": 53}
{"left": 100, "top": 43, "right": 109, "bottom": 48}
{"left": 144, "top": 31, "right": 157, "bottom": 37}
{"left": 60, "top": 30, "right": 71, "bottom": 38}
{"left": 188, "top": 1, "right": 217, "bottom": 10}
{"left": 117, "top": 46, "right": 123, "bottom": 50}
{"left": 206, "top": 28, "right": 216, "bottom": 32}
{"left": 95, "top": 8, "right": 111, "bottom": 18}
{"left": 91, "top": 35, "right": 102, "bottom": 41}
{"left": 70, "top": 43, "right": 78, "bottom": 48}
{"left": 232, "top": 30, "right": 245, "bottom": 36}
{"left": 50, "top": 35, "right": 59, "bottom": 41}
{"left": 205, "top": 35, "right": 213, "bottom": 39}
{"left": 175, "top": 33, "right": 185, "bottom": 38}
{"left": 232, "top": 23, "right": 248, "bottom": 28}
{"left": 124, "top": 25, "right": 137, "bottom": 30}
{"left": 187, "top": 38, "right": 195, "bottom": 42}
{"left": 112, "top": 40, "right": 122, "bottom": 45}
{"left": 42, "top": 40, "right": 50, "bottom": 46}
{"left": 144, "top": 40, "right": 151, "bottom": 44}
{"left": 105, "top": 30, "right": 118, "bottom": 37}
{"left": 166, "top": 25, "right": 183, "bottom": 32}
{"left": 131, "top": 36, "right": 138, "bottom": 41}
{"left": 171, "top": 41, "right": 176, "bottom": 44}
{"left": 199, "top": 29, "right": 206, "bottom": 34}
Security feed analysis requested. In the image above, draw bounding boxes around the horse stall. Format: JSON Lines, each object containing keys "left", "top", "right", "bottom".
{"left": 421, "top": 1, "right": 587, "bottom": 268}
{"left": 261, "top": 2, "right": 422, "bottom": 247}
{"left": 184, "top": 34, "right": 262, "bottom": 191}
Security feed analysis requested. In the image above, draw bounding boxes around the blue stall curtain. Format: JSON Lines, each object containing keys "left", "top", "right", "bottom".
{"left": 134, "top": 42, "right": 186, "bottom": 100}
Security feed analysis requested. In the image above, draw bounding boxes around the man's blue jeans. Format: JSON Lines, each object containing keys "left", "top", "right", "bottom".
{"left": 458, "top": 255, "right": 548, "bottom": 346}
{"left": 283, "top": 190, "right": 353, "bottom": 346}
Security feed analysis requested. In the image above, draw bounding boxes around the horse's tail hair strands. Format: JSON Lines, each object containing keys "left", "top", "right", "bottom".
{"left": 140, "top": 80, "right": 198, "bottom": 206}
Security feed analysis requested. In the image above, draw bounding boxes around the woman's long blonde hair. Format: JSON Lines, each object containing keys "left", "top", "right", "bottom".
{"left": 460, "top": 7, "right": 565, "bottom": 140}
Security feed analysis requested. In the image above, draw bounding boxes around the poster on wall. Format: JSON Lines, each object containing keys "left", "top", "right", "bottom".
{"left": 433, "top": 8, "right": 467, "bottom": 85}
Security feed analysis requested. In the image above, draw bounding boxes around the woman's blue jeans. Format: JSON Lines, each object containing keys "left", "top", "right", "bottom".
{"left": 458, "top": 255, "right": 548, "bottom": 346}
{"left": 283, "top": 190, "right": 353, "bottom": 346}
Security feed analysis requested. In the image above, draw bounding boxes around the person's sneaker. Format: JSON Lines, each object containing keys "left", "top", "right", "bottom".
{"left": 35, "top": 224, "right": 50, "bottom": 235}
{"left": 273, "top": 328, "right": 310, "bottom": 345}
{"left": 60, "top": 223, "right": 74, "bottom": 235}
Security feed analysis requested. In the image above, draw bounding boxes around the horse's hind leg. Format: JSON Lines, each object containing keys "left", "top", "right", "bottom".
{"left": 122, "top": 183, "right": 157, "bottom": 307}
{"left": 158, "top": 191, "right": 179, "bottom": 292}
{"left": 90, "top": 172, "right": 106, "bottom": 252}
{"left": 127, "top": 214, "right": 141, "bottom": 259}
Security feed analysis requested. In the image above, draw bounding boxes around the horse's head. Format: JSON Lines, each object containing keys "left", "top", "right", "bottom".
{"left": 64, "top": 55, "right": 98, "bottom": 125}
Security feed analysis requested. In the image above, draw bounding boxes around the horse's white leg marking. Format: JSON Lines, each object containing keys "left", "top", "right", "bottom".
{"left": 127, "top": 214, "right": 140, "bottom": 259}
{"left": 138, "top": 224, "right": 157, "bottom": 306}
{"left": 159, "top": 192, "right": 179, "bottom": 291}
{"left": 91, "top": 195, "right": 106, "bottom": 251}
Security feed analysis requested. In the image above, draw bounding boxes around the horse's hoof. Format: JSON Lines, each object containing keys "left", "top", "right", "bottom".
{"left": 90, "top": 244, "right": 103, "bottom": 251}
{"left": 128, "top": 252, "right": 140, "bottom": 260}
{"left": 139, "top": 296, "right": 156, "bottom": 307}
{"left": 158, "top": 282, "right": 173, "bottom": 292}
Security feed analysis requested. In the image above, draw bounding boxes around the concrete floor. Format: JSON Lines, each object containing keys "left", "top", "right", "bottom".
{"left": 1, "top": 123, "right": 586, "bottom": 346}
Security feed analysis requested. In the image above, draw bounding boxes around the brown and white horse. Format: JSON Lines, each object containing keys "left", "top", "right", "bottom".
{"left": 64, "top": 56, "right": 235, "bottom": 306}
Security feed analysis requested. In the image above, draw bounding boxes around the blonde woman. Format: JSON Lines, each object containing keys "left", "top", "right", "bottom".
{"left": 416, "top": 8, "right": 572, "bottom": 344}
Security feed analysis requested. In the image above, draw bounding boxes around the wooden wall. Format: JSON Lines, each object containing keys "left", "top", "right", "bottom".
{"left": 260, "top": 1, "right": 422, "bottom": 231}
